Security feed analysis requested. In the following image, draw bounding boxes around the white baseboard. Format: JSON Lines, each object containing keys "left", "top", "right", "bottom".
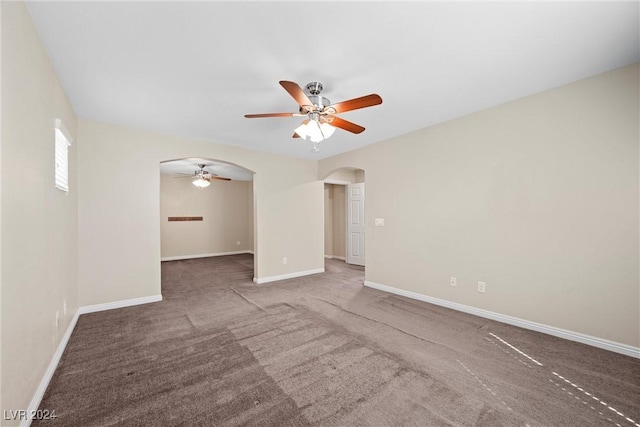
{"left": 23, "top": 294, "right": 164, "bottom": 425}
{"left": 254, "top": 268, "right": 325, "bottom": 284}
{"left": 161, "top": 250, "right": 253, "bottom": 262}
{"left": 78, "top": 294, "right": 163, "bottom": 314}
{"left": 22, "top": 310, "right": 80, "bottom": 427}
{"left": 324, "top": 255, "right": 346, "bottom": 260}
{"left": 364, "top": 280, "right": 640, "bottom": 359}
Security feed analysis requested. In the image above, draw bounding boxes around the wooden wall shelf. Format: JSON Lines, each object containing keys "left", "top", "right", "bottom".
{"left": 168, "top": 216, "right": 203, "bottom": 222}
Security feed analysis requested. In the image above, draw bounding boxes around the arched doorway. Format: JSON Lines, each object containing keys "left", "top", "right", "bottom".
{"left": 158, "top": 158, "right": 256, "bottom": 285}
{"left": 323, "top": 167, "right": 366, "bottom": 268}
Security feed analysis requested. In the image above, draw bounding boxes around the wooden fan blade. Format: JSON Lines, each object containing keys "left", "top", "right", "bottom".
{"left": 329, "top": 116, "right": 365, "bottom": 134}
{"left": 174, "top": 175, "right": 195, "bottom": 178}
{"left": 280, "top": 81, "right": 313, "bottom": 107}
{"left": 212, "top": 176, "right": 231, "bottom": 181}
{"left": 244, "top": 113, "right": 294, "bottom": 118}
{"left": 330, "top": 94, "right": 382, "bottom": 114}
{"left": 292, "top": 132, "right": 300, "bottom": 138}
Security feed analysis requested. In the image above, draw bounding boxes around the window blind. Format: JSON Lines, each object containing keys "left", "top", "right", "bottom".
{"left": 54, "top": 122, "right": 71, "bottom": 193}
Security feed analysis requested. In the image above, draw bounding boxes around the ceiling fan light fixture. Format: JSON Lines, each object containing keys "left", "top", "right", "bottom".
{"left": 320, "top": 122, "right": 335, "bottom": 139}
{"left": 294, "top": 117, "right": 335, "bottom": 145}
{"left": 306, "top": 119, "right": 324, "bottom": 143}
{"left": 192, "top": 177, "right": 210, "bottom": 188}
{"left": 294, "top": 119, "right": 310, "bottom": 139}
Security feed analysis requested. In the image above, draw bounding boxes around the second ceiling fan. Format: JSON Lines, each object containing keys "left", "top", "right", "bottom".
{"left": 175, "top": 163, "right": 231, "bottom": 188}
{"left": 245, "top": 81, "right": 382, "bottom": 151}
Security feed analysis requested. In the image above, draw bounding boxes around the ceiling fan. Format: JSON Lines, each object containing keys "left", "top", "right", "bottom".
{"left": 245, "top": 81, "right": 382, "bottom": 151}
{"left": 175, "top": 164, "right": 231, "bottom": 188}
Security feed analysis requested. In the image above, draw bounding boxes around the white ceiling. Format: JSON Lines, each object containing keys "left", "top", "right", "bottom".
{"left": 27, "top": 1, "right": 639, "bottom": 160}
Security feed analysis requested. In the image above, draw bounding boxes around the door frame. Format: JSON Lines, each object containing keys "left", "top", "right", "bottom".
{"left": 324, "top": 179, "right": 349, "bottom": 261}
{"left": 322, "top": 167, "right": 366, "bottom": 270}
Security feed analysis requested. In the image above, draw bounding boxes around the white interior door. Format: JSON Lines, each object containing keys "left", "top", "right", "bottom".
{"left": 346, "top": 183, "right": 365, "bottom": 266}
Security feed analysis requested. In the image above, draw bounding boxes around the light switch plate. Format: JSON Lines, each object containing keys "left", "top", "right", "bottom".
{"left": 478, "top": 281, "right": 486, "bottom": 293}
{"left": 375, "top": 218, "right": 385, "bottom": 226}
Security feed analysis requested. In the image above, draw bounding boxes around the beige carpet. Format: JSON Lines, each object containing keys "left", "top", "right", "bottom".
{"left": 36, "top": 255, "right": 640, "bottom": 426}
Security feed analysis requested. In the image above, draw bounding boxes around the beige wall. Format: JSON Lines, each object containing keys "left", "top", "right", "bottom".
{"left": 78, "top": 120, "right": 323, "bottom": 305}
{"left": 1, "top": 1, "right": 78, "bottom": 418}
{"left": 319, "top": 64, "right": 640, "bottom": 347}
{"left": 325, "top": 168, "right": 356, "bottom": 183}
{"left": 160, "top": 174, "right": 254, "bottom": 258}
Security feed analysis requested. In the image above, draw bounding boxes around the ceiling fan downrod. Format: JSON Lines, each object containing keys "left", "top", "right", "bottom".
{"left": 305, "top": 82, "right": 323, "bottom": 95}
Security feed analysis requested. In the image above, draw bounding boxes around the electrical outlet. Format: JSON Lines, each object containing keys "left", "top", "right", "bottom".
{"left": 55, "top": 311, "right": 60, "bottom": 328}
{"left": 282, "top": 257, "right": 287, "bottom": 265}
{"left": 63, "top": 300, "right": 67, "bottom": 316}
{"left": 450, "top": 277, "right": 457, "bottom": 287}
{"left": 236, "top": 240, "right": 241, "bottom": 246}
{"left": 477, "top": 281, "right": 486, "bottom": 293}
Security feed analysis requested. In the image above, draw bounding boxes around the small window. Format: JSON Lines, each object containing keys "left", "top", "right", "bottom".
{"left": 54, "top": 119, "right": 71, "bottom": 193}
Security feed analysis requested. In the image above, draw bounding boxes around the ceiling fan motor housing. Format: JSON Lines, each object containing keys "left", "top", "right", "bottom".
{"left": 305, "top": 95, "right": 330, "bottom": 110}
{"left": 301, "top": 82, "right": 331, "bottom": 112}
